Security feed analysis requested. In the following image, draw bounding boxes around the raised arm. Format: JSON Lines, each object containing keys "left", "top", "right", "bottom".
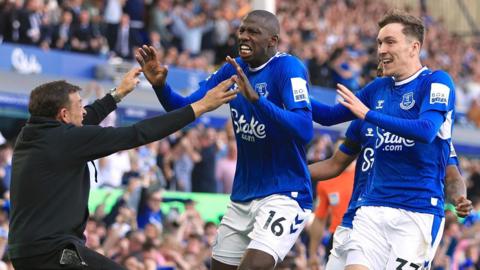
{"left": 309, "top": 149, "right": 356, "bottom": 182}
{"left": 136, "top": 45, "right": 231, "bottom": 111}
{"left": 310, "top": 98, "right": 356, "bottom": 126}
{"left": 309, "top": 120, "right": 362, "bottom": 182}
{"left": 337, "top": 86, "right": 447, "bottom": 143}
{"left": 83, "top": 68, "right": 141, "bottom": 125}
{"left": 337, "top": 72, "right": 456, "bottom": 143}
{"left": 67, "top": 77, "right": 238, "bottom": 162}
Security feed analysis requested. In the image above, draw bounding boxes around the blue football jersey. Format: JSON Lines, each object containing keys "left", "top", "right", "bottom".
{"left": 355, "top": 67, "right": 456, "bottom": 216}
{"left": 181, "top": 53, "right": 314, "bottom": 209}
{"left": 338, "top": 120, "right": 376, "bottom": 228}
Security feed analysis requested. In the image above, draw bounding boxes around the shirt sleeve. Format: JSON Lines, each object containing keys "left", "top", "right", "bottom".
{"left": 255, "top": 98, "right": 313, "bottom": 143}
{"left": 83, "top": 94, "right": 117, "bottom": 125}
{"left": 65, "top": 106, "right": 196, "bottom": 161}
{"left": 310, "top": 80, "right": 375, "bottom": 126}
{"left": 365, "top": 109, "right": 445, "bottom": 143}
{"left": 252, "top": 57, "right": 313, "bottom": 143}
{"left": 420, "top": 70, "right": 456, "bottom": 114}
{"left": 152, "top": 63, "right": 234, "bottom": 111}
{"left": 339, "top": 120, "right": 362, "bottom": 155}
{"left": 277, "top": 57, "right": 311, "bottom": 111}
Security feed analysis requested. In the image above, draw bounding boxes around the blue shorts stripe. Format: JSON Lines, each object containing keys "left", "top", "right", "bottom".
{"left": 430, "top": 215, "right": 444, "bottom": 247}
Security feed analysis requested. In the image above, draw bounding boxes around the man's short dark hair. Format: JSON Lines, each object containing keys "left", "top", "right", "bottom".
{"left": 28, "top": 80, "right": 81, "bottom": 118}
{"left": 378, "top": 9, "right": 424, "bottom": 45}
{"left": 246, "top": 10, "right": 280, "bottom": 36}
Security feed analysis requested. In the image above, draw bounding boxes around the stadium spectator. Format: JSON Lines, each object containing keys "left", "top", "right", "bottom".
{"left": 215, "top": 140, "right": 236, "bottom": 194}
{"left": 17, "top": 0, "right": 43, "bottom": 45}
{"left": 308, "top": 46, "right": 336, "bottom": 88}
{"left": 111, "top": 13, "right": 141, "bottom": 59}
{"left": 8, "top": 67, "right": 237, "bottom": 268}
{"left": 0, "top": 142, "right": 12, "bottom": 195}
{"left": 306, "top": 134, "right": 334, "bottom": 163}
{"left": 103, "top": 0, "right": 125, "bottom": 50}
{"left": 70, "top": 9, "right": 102, "bottom": 54}
{"left": 50, "top": 9, "right": 74, "bottom": 50}
{"left": 191, "top": 127, "right": 218, "bottom": 193}
{"left": 329, "top": 47, "right": 363, "bottom": 92}
{"left": 149, "top": 0, "right": 173, "bottom": 49}
{"left": 136, "top": 177, "right": 166, "bottom": 231}
{"left": 98, "top": 151, "right": 131, "bottom": 188}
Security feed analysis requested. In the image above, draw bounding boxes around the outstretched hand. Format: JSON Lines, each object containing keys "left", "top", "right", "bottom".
{"left": 191, "top": 76, "right": 238, "bottom": 117}
{"left": 116, "top": 67, "right": 142, "bottom": 98}
{"left": 336, "top": 84, "right": 370, "bottom": 119}
{"left": 135, "top": 45, "right": 168, "bottom": 88}
{"left": 226, "top": 56, "right": 259, "bottom": 102}
{"left": 454, "top": 196, "right": 473, "bottom": 218}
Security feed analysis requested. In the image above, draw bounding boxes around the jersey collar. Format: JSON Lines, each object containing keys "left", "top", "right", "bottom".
{"left": 248, "top": 52, "right": 281, "bottom": 72}
{"left": 394, "top": 66, "right": 428, "bottom": 86}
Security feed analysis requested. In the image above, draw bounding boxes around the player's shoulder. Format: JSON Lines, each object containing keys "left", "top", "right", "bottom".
{"left": 363, "top": 76, "right": 392, "bottom": 92}
{"left": 422, "top": 69, "right": 454, "bottom": 85}
{"left": 209, "top": 57, "right": 244, "bottom": 79}
{"left": 272, "top": 52, "right": 306, "bottom": 68}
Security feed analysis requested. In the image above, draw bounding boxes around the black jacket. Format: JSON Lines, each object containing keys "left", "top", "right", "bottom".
{"left": 8, "top": 95, "right": 195, "bottom": 258}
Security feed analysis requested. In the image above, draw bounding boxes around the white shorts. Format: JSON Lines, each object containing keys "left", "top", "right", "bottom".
{"left": 212, "top": 194, "right": 311, "bottom": 266}
{"left": 325, "top": 226, "right": 352, "bottom": 270}
{"left": 345, "top": 206, "right": 444, "bottom": 270}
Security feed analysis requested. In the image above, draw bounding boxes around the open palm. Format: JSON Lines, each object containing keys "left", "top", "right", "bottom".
{"left": 135, "top": 45, "right": 168, "bottom": 88}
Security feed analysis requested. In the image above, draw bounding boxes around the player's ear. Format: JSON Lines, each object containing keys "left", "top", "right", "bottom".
{"left": 410, "top": 40, "right": 421, "bottom": 57}
{"left": 269, "top": 34, "right": 279, "bottom": 48}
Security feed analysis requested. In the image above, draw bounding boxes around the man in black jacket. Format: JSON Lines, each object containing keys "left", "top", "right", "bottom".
{"left": 8, "top": 67, "right": 237, "bottom": 269}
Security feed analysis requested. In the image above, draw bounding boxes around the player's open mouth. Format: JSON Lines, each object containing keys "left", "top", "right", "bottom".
{"left": 239, "top": 45, "right": 253, "bottom": 57}
{"left": 381, "top": 58, "right": 393, "bottom": 65}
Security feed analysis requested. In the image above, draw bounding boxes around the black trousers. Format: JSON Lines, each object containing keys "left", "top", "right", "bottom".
{"left": 11, "top": 244, "right": 125, "bottom": 270}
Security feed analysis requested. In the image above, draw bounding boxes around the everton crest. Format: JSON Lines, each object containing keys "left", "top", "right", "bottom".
{"left": 400, "top": 92, "right": 415, "bottom": 110}
{"left": 255, "top": 82, "right": 268, "bottom": 97}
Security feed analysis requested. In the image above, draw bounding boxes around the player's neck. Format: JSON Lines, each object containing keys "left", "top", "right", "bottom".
{"left": 395, "top": 62, "right": 423, "bottom": 82}
{"left": 249, "top": 50, "right": 277, "bottom": 69}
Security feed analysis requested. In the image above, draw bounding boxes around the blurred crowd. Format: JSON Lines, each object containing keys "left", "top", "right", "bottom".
{"left": 2, "top": 0, "right": 480, "bottom": 120}
{"left": 0, "top": 0, "right": 476, "bottom": 108}
{"left": 1, "top": 110, "right": 480, "bottom": 269}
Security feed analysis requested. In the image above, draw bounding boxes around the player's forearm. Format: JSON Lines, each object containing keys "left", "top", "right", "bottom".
{"left": 365, "top": 110, "right": 444, "bottom": 143}
{"left": 311, "top": 99, "right": 355, "bottom": 126}
{"left": 152, "top": 83, "right": 194, "bottom": 111}
{"left": 445, "top": 178, "right": 467, "bottom": 204}
{"left": 308, "top": 218, "right": 325, "bottom": 258}
{"left": 445, "top": 166, "right": 467, "bottom": 204}
{"left": 255, "top": 97, "right": 313, "bottom": 143}
{"left": 309, "top": 160, "right": 344, "bottom": 182}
